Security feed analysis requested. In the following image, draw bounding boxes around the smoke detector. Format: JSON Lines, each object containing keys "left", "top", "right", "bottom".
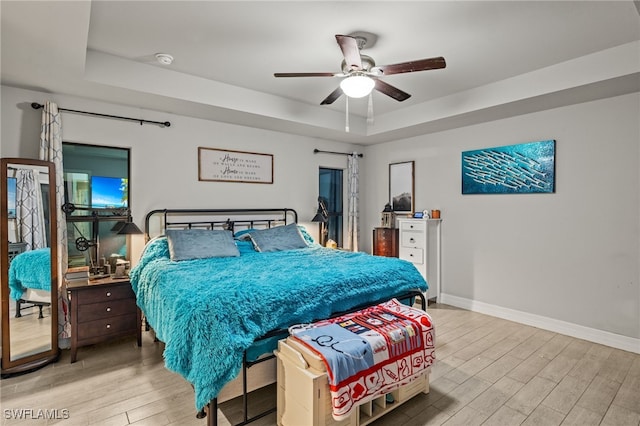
{"left": 155, "top": 53, "right": 174, "bottom": 65}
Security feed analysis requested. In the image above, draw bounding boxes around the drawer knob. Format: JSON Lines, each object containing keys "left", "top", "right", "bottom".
{"left": 106, "top": 324, "right": 111, "bottom": 329}
{"left": 106, "top": 292, "right": 112, "bottom": 297}
{"left": 410, "top": 254, "right": 414, "bottom": 257}
{"left": 409, "top": 238, "right": 415, "bottom": 243}
{"left": 410, "top": 225, "right": 414, "bottom": 229}
{"left": 106, "top": 307, "right": 111, "bottom": 312}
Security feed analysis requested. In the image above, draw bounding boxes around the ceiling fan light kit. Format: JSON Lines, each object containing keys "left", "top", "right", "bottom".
{"left": 340, "top": 74, "right": 375, "bottom": 98}
{"left": 274, "top": 33, "right": 446, "bottom": 105}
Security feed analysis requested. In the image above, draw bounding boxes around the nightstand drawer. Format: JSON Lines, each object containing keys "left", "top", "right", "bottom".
{"left": 400, "top": 247, "right": 424, "bottom": 264}
{"left": 74, "top": 283, "right": 134, "bottom": 304}
{"left": 68, "top": 277, "right": 141, "bottom": 363}
{"left": 76, "top": 313, "right": 138, "bottom": 341}
{"left": 77, "top": 298, "right": 137, "bottom": 322}
{"left": 400, "top": 220, "right": 426, "bottom": 232}
{"left": 401, "top": 231, "right": 425, "bottom": 248}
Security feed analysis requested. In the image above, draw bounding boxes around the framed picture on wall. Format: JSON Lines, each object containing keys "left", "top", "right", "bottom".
{"left": 389, "top": 161, "right": 414, "bottom": 213}
{"left": 198, "top": 147, "right": 274, "bottom": 184}
{"left": 461, "top": 139, "right": 555, "bottom": 194}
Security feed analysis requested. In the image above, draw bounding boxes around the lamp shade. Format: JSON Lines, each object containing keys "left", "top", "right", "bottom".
{"left": 117, "top": 221, "right": 143, "bottom": 235}
{"left": 340, "top": 75, "right": 375, "bottom": 98}
{"left": 312, "top": 212, "right": 328, "bottom": 223}
{"left": 111, "top": 221, "right": 126, "bottom": 232}
{"left": 311, "top": 196, "right": 329, "bottom": 223}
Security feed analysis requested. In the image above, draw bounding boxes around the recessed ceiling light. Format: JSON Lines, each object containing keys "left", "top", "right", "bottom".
{"left": 155, "top": 53, "right": 174, "bottom": 65}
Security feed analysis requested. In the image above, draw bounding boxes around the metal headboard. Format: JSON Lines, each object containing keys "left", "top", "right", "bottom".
{"left": 143, "top": 208, "right": 298, "bottom": 241}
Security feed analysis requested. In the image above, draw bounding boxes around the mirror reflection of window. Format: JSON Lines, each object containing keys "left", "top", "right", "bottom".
{"left": 63, "top": 172, "right": 89, "bottom": 214}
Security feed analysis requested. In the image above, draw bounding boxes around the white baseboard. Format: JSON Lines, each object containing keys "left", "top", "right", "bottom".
{"left": 439, "top": 293, "right": 640, "bottom": 355}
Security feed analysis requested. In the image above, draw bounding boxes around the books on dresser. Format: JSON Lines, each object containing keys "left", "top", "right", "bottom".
{"left": 65, "top": 266, "right": 90, "bottom": 282}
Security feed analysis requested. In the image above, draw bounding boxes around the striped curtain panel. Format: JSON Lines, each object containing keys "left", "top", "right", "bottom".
{"left": 345, "top": 153, "right": 360, "bottom": 252}
{"left": 15, "top": 168, "right": 47, "bottom": 250}
{"left": 38, "top": 101, "right": 71, "bottom": 346}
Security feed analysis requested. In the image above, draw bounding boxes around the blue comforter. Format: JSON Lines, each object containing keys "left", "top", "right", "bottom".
{"left": 9, "top": 248, "right": 51, "bottom": 301}
{"left": 130, "top": 237, "right": 427, "bottom": 410}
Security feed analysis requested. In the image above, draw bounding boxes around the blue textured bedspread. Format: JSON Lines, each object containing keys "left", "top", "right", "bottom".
{"left": 9, "top": 248, "right": 51, "bottom": 301}
{"left": 129, "top": 237, "right": 427, "bottom": 410}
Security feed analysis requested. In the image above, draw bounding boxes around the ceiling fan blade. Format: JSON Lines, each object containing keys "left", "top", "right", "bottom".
{"left": 377, "top": 56, "right": 446, "bottom": 75}
{"left": 320, "top": 87, "right": 343, "bottom": 105}
{"left": 335, "top": 35, "right": 362, "bottom": 71}
{"left": 274, "top": 72, "right": 339, "bottom": 77}
{"left": 374, "top": 79, "right": 411, "bottom": 102}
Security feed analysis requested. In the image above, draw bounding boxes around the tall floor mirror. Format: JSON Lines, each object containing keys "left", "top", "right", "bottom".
{"left": 1, "top": 158, "right": 59, "bottom": 376}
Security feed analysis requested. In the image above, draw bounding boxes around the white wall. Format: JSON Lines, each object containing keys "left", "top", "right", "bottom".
{"left": 3, "top": 84, "right": 638, "bottom": 352}
{"left": 1, "top": 85, "right": 359, "bottom": 260}
{"left": 362, "top": 93, "right": 640, "bottom": 350}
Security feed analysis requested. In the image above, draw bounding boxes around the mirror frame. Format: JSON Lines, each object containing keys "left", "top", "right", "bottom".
{"left": 1, "top": 158, "right": 60, "bottom": 376}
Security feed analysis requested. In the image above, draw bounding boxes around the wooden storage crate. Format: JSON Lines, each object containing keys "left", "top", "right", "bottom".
{"left": 276, "top": 338, "right": 429, "bottom": 426}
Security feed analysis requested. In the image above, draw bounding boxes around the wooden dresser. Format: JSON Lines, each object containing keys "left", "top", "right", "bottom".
{"left": 67, "top": 276, "right": 141, "bottom": 363}
{"left": 372, "top": 227, "right": 399, "bottom": 257}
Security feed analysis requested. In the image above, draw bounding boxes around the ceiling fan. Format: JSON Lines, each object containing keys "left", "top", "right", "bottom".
{"left": 274, "top": 34, "right": 446, "bottom": 105}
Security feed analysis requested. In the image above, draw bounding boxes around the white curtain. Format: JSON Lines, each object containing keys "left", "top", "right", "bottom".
{"left": 345, "top": 153, "right": 359, "bottom": 252}
{"left": 38, "top": 101, "right": 71, "bottom": 346}
{"left": 15, "top": 168, "right": 47, "bottom": 251}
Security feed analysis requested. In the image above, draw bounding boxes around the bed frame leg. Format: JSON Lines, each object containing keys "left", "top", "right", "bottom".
{"left": 243, "top": 353, "right": 249, "bottom": 423}
{"left": 202, "top": 399, "right": 217, "bottom": 426}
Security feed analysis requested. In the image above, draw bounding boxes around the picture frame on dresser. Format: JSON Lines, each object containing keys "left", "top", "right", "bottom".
{"left": 389, "top": 161, "right": 414, "bottom": 213}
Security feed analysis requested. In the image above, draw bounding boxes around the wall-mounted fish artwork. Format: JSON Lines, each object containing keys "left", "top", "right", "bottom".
{"left": 462, "top": 140, "right": 555, "bottom": 194}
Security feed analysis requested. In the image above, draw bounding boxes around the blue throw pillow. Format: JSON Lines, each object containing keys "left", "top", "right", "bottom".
{"left": 236, "top": 225, "right": 316, "bottom": 244}
{"left": 248, "top": 223, "right": 308, "bottom": 252}
{"left": 166, "top": 229, "right": 240, "bottom": 261}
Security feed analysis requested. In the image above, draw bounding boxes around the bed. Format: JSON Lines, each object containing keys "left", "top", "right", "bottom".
{"left": 130, "top": 208, "right": 428, "bottom": 426}
{"left": 8, "top": 247, "right": 52, "bottom": 318}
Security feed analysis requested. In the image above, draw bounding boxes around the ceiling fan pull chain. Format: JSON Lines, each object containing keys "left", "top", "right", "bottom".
{"left": 367, "top": 93, "right": 374, "bottom": 125}
{"left": 345, "top": 96, "right": 350, "bottom": 132}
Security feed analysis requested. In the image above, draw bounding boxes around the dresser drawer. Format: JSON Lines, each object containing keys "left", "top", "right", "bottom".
{"left": 76, "top": 313, "right": 138, "bottom": 341}
{"left": 74, "top": 283, "right": 134, "bottom": 304}
{"left": 377, "top": 238, "right": 393, "bottom": 251}
{"left": 400, "top": 220, "right": 426, "bottom": 232}
{"left": 400, "top": 247, "right": 424, "bottom": 264}
{"left": 401, "top": 231, "right": 425, "bottom": 248}
{"left": 77, "top": 298, "right": 137, "bottom": 322}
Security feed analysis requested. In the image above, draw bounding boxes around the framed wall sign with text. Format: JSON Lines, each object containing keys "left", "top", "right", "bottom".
{"left": 198, "top": 147, "right": 274, "bottom": 184}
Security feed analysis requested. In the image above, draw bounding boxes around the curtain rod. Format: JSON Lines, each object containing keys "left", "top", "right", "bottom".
{"left": 31, "top": 102, "right": 171, "bottom": 127}
{"left": 313, "top": 149, "right": 363, "bottom": 158}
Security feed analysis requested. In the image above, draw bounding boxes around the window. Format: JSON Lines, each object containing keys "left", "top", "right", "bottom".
{"left": 319, "top": 168, "right": 343, "bottom": 247}
{"left": 62, "top": 143, "right": 130, "bottom": 270}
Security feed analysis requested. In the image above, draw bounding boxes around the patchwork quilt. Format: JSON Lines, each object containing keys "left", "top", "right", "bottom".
{"left": 289, "top": 298, "right": 435, "bottom": 420}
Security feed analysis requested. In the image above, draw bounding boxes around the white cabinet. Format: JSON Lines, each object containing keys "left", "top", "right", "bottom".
{"left": 397, "top": 218, "right": 441, "bottom": 302}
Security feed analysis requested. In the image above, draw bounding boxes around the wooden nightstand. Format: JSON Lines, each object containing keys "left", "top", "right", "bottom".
{"left": 373, "top": 227, "right": 399, "bottom": 257}
{"left": 67, "top": 276, "right": 141, "bottom": 363}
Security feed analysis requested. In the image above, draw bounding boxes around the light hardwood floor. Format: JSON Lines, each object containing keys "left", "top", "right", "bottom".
{"left": 1, "top": 303, "right": 639, "bottom": 426}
